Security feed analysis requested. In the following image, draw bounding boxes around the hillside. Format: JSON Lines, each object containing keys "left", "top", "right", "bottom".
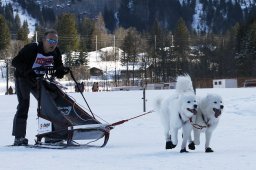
{"left": 37, "top": 0, "right": 120, "bottom": 17}
{"left": 34, "top": 0, "right": 256, "bottom": 33}
{"left": 2, "top": 0, "right": 256, "bottom": 34}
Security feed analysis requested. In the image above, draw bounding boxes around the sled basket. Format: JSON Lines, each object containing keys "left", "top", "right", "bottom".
{"left": 36, "top": 79, "right": 111, "bottom": 147}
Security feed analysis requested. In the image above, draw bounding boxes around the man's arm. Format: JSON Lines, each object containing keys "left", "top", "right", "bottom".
{"left": 53, "top": 47, "right": 64, "bottom": 68}
{"left": 53, "top": 47, "right": 70, "bottom": 78}
{"left": 12, "top": 43, "right": 37, "bottom": 77}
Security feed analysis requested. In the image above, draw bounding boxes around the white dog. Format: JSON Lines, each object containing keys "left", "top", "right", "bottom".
{"left": 156, "top": 75, "right": 197, "bottom": 153}
{"left": 188, "top": 93, "right": 224, "bottom": 152}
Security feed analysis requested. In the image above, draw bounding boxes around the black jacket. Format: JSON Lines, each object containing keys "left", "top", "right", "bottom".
{"left": 12, "top": 42, "right": 63, "bottom": 79}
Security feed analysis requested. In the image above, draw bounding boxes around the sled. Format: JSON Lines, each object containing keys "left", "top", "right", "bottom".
{"left": 34, "top": 67, "right": 112, "bottom": 148}
{"left": 29, "top": 66, "right": 154, "bottom": 149}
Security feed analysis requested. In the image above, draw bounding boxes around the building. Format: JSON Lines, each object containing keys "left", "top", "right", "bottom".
{"left": 213, "top": 79, "right": 237, "bottom": 88}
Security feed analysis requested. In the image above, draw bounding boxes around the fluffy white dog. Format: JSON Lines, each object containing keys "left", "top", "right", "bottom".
{"left": 188, "top": 93, "right": 224, "bottom": 152}
{"left": 156, "top": 75, "right": 197, "bottom": 153}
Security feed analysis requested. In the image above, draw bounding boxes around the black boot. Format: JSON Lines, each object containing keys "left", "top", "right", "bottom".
{"left": 166, "top": 141, "right": 176, "bottom": 149}
{"left": 188, "top": 141, "right": 195, "bottom": 150}
{"left": 14, "top": 137, "right": 28, "bottom": 146}
{"left": 180, "top": 148, "right": 189, "bottom": 153}
{"left": 205, "top": 147, "right": 214, "bottom": 152}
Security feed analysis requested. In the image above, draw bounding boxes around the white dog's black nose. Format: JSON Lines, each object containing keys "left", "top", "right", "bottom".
{"left": 220, "top": 105, "right": 224, "bottom": 109}
{"left": 194, "top": 104, "right": 197, "bottom": 109}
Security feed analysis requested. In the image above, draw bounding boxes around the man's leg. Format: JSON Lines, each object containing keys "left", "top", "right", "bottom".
{"left": 12, "top": 78, "right": 31, "bottom": 139}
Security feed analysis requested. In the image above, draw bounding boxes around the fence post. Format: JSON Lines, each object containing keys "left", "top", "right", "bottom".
{"left": 6, "top": 59, "right": 9, "bottom": 95}
{"left": 142, "top": 87, "right": 146, "bottom": 112}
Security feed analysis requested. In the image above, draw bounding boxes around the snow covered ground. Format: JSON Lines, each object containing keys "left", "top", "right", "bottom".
{"left": 0, "top": 86, "right": 256, "bottom": 170}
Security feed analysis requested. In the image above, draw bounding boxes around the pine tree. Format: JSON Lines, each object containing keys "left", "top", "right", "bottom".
{"left": 121, "top": 27, "right": 141, "bottom": 85}
{"left": 4, "top": 4, "right": 14, "bottom": 32}
{"left": 57, "top": 13, "right": 80, "bottom": 53}
{"left": 0, "top": 14, "right": 11, "bottom": 59}
{"left": 236, "top": 19, "right": 256, "bottom": 76}
{"left": 77, "top": 50, "right": 88, "bottom": 66}
{"left": 0, "top": 1, "right": 3, "bottom": 15}
{"left": 148, "top": 19, "right": 163, "bottom": 82}
{"left": 79, "top": 17, "right": 94, "bottom": 51}
{"left": 196, "top": 35, "right": 215, "bottom": 78}
{"left": 175, "top": 18, "right": 189, "bottom": 51}
{"left": 57, "top": 13, "right": 80, "bottom": 67}
{"left": 13, "top": 14, "right": 21, "bottom": 32}
{"left": 221, "top": 23, "right": 240, "bottom": 77}
{"left": 121, "top": 29, "right": 133, "bottom": 85}
{"left": 23, "top": 20, "right": 29, "bottom": 35}
{"left": 174, "top": 17, "right": 190, "bottom": 74}
{"left": 17, "top": 20, "right": 29, "bottom": 42}
{"left": 64, "top": 52, "right": 73, "bottom": 67}
{"left": 91, "top": 13, "right": 110, "bottom": 50}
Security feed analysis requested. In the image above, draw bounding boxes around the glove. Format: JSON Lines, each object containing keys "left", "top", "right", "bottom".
{"left": 55, "top": 66, "right": 70, "bottom": 78}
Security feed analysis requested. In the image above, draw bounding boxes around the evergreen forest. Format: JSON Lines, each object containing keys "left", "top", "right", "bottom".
{"left": 0, "top": 0, "right": 256, "bottom": 86}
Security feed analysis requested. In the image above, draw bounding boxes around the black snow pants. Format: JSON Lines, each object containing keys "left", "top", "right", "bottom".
{"left": 12, "top": 77, "right": 37, "bottom": 138}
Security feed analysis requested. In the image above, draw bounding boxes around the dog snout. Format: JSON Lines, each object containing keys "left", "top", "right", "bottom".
{"left": 220, "top": 105, "right": 224, "bottom": 109}
{"left": 194, "top": 104, "right": 197, "bottom": 109}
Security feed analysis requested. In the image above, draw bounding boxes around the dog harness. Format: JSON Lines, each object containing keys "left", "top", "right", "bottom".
{"left": 190, "top": 114, "right": 209, "bottom": 130}
{"left": 178, "top": 113, "right": 190, "bottom": 125}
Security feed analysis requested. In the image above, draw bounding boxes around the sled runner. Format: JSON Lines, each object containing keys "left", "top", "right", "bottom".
{"left": 33, "top": 67, "right": 111, "bottom": 148}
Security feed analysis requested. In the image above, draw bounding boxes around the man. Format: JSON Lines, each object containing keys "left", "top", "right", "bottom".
{"left": 11, "top": 29, "right": 69, "bottom": 146}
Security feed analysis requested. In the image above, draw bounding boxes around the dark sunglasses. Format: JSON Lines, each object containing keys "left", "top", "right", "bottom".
{"left": 46, "top": 39, "right": 58, "bottom": 45}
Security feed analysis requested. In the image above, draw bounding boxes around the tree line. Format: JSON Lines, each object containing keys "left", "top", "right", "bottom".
{"left": 0, "top": 8, "right": 256, "bottom": 84}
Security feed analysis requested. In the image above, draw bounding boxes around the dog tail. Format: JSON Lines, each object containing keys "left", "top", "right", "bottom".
{"left": 175, "top": 74, "right": 194, "bottom": 94}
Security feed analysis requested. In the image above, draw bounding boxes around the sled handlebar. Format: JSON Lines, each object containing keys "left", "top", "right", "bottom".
{"left": 33, "top": 66, "right": 56, "bottom": 76}
{"left": 33, "top": 66, "right": 70, "bottom": 78}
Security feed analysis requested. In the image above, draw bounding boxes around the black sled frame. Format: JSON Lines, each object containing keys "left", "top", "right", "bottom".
{"left": 34, "top": 68, "right": 111, "bottom": 148}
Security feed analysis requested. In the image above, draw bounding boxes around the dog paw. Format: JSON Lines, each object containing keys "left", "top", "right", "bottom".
{"left": 180, "top": 148, "right": 189, "bottom": 153}
{"left": 205, "top": 147, "right": 214, "bottom": 153}
{"left": 166, "top": 141, "right": 176, "bottom": 149}
{"left": 188, "top": 141, "right": 195, "bottom": 150}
